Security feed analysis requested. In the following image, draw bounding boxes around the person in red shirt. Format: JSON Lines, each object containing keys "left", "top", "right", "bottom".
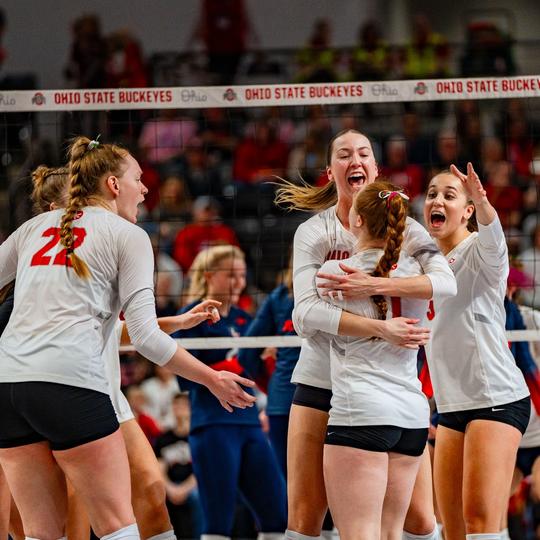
{"left": 233, "top": 121, "right": 289, "bottom": 185}
{"left": 173, "top": 196, "right": 239, "bottom": 273}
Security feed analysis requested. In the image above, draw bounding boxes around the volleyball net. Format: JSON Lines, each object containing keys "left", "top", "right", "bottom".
{"left": 0, "top": 75, "right": 539, "bottom": 349}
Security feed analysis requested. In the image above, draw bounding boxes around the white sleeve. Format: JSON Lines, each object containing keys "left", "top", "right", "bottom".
{"left": 476, "top": 215, "right": 507, "bottom": 268}
{"left": 0, "top": 230, "right": 19, "bottom": 289}
{"left": 118, "top": 226, "right": 177, "bottom": 366}
{"left": 292, "top": 221, "right": 343, "bottom": 337}
{"left": 402, "top": 218, "right": 457, "bottom": 300}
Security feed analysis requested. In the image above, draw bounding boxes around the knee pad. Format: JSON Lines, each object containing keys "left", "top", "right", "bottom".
{"left": 285, "top": 531, "right": 320, "bottom": 540}
{"left": 147, "top": 530, "right": 176, "bottom": 540}
{"left": 403, "top": 525, "right": 439, "bottom": 540}
{"left": 101, "top": 524, "right": 140, "bottom": 540}
{"left": 465, "top": 534, "right": 502, "bottom": 540}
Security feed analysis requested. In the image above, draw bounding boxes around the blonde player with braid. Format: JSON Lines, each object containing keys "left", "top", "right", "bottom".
{"left": 316, "top": 181, "right": 430, "bottom": 540}
{"left": 26, "top": 164, "right": 223, "bottom": 540}
{"left": 0, "top": 136, "right": 256, "bottom": 540}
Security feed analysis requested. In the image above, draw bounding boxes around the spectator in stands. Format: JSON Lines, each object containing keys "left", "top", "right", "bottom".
{"left": 106, "top": 29, "right": 148, "bottom": 88}
{"left": 173, "top": 196, "right": 239, "bottom": 273}
{"left": 155, "top": 393, "right": 203, "bottom": 539}
{"left": 287, "top": 130, "right": 327, "bottom": 185}
{"left": 403, "top": 13, "right": 450, "bottom": 79}
{"left": 190, "top": 0, "right": 257, "bottom": 84}
{"left": 506, "top": 116, "right": 534, "bottom": 179}
{"left": 349, "top": 20, "right": 390, "bottom": 81}
{"left": 199, "top": 108, "right": 238, "bottom": 162}
{"left": 461, "top": 22, "right": 516, "bottom": 77}
{"left": 0, "top": 8, "right": 7, "bottom": 71}
{"left": 520, "top": 225, "right": 540, "bottom": 310}
{"left": 485, "top": 160, "right": 523, "bottom": 230}
{"left": 65, "top": 14, "right": 107, "bottom": 88}
{"left": 141, "top": 365, "right": 181, "bottom": 431}
{"left": 154, "top": 175, "right": 193, "bottom": 222}
{"left": 127, "top": 384, "right": 163, "bottom": 446}
{"left": 180, "top": 136, "right": 224, "bottom": 198}
{"left": 401, "top": 111, "right": 432, "bottom": 167}
{"left": 429, "top": 130, "right": 465, "bottom": 177}
{"left": 138, "top": 109, "right": 198, "bottom": 175}
{"left": 296, "top": 18, "right": 338, "bottom": 83}
{"left": 381, "top": 136, "right": 424, "bottom": 201}
{"left": 481, "top": 137, "right": 506, "bottom": 179}
{"left": 233, "top": 120, "right": 289, "bottom": 185}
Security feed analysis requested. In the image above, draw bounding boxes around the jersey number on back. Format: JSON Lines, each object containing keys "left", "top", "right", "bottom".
{"left": 30, "top": 227, "right": 87, "bottom": 267}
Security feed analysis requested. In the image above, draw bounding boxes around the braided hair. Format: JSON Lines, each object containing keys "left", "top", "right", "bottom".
{"left": 61, "top": 136, "right": 128, "bottom": 278}
{"left": 353, "top": 180, "right": 409, "bottom": 320}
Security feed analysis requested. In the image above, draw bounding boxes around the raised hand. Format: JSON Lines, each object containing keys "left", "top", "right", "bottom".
{"left": 450, "top": 162, "right": 487, "bottom": 205}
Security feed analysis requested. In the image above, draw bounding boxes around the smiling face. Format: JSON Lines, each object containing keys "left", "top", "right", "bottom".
{"left": 327, "top": 131, "right": 378, "bottom": 204}
{"left": 424, "top": 173, "right": 475, "bottom": 241}
{"left": 115, "top": 154, "right": 148, "bottom": 223}
{"left": 205, "top": 256, "right": 247, "bottom": 306}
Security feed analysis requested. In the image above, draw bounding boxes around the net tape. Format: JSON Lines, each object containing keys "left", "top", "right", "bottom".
{"left": 118, "top": 330, "right": 540, "bottom": 353}
{"left": 2, "top": 75, "right": 540, "bottom": 112}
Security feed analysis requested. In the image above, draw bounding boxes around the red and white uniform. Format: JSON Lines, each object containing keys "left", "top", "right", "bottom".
{"left": 291, "top": 205, "right": 456, "bottom": 390}
{"left": 319, "top": 250, "right": 430, "bottom": 428}
{"left": 0, "top": 207, "right": 177, "bottom": 395}
{"left": 425, "top": 217, "right": 528, "bottom": 413}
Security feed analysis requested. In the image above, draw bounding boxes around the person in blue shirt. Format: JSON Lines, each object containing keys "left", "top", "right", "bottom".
{"left": 239, "top": 262, "right": 299, "bottom": 478}
{"left": 174, "top": 244, "right": 287, "bottom": 540}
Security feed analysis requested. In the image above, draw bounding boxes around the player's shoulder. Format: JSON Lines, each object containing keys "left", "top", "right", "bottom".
{"left": 295, "top": 206, "right": 336, "bottom": 241}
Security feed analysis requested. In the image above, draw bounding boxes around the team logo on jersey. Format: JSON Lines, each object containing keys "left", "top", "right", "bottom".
{"left": 235, "top": 316, "right": 247, "bottom": 326}
{"left": 73, "top": 210, "right": 84, "bottom": 220}
{"left": 448, "top": 257, "right": 455, "bottom": 264}
{"left": 391, "top": 263, "right": 398, "bottom": 270}
{"left": 325, "top": 250, "right": 350, "bottom": 261}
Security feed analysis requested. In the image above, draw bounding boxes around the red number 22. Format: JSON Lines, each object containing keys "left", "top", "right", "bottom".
{"left": 30, "top": 227, "right": 87, "bottom": 267}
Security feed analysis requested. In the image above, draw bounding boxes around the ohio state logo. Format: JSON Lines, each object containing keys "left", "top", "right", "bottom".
{"left": 414, "top": 82, "right": 428, "bottom": 95}
{"left": 223, "top": 88, "right": 237, "bottom": 102}
{"left": 32, "top": 92, "right": 46, "bottom": 105}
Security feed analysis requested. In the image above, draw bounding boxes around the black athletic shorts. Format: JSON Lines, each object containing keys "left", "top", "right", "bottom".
{"left": 325, "top": 425, "right": 428, "bottom": 457}
{"left": 437, "top": 396, "right": 531, "bottom": 435}
{"left": 0, "top": 381, "right": 119, "bottom": 450}
{"left": 516, "top": 447, "right": 540, "bottom": 477}
{"left": 292, "top": 383, "right": 332, "bottom": 412}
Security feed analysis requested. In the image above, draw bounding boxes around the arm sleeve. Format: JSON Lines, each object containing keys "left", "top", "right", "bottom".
{"left": 402, "top": 218, "right": 457, "bottom": 300}
{"left": 0, "top": 230, "right": 19, "bottom": 289}
{"left": 476, "top": 215, "right": 507, "bottom": 268}
{"left": 238, "top": 293, "right": 276, "bottom": 378}
{"left": 292, "top": 221, "right": 343, "bottom": 337}
{"left": 118, "top": 226, "right": 177, "bottom": 366}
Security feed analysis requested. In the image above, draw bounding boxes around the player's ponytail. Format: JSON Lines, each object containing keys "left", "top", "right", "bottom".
{"left": 61, "top": 136, "right": 129, "bottom": 278}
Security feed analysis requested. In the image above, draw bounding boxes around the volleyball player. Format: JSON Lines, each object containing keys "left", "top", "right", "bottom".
{"left": 275, "top": 129, "right": 456, "bottom": 540}
{"left": 317, "top": 181, "right": 430, "bottom": 540}
{"left": 423, "top": 163, "right": 530, "bottom": 540}
{"left": 31, "top": 163, "right": 230, "bottom": 540}
{"left": 174, "top": 244, "right": 287, "bottom": 540}
{"left": 0, "top": 136, "right": 255, "bottom": 540}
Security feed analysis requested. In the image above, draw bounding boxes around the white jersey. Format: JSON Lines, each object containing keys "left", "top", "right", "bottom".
{"left": 0, "top": 207, "right": 177, "bottom": 394}
{"left": 425, "top": 217, "right": 529, "bottom": 413}
{"left": 106, "top": 320, "right": 134, "bottom": 423}
{"left": 319, "top": 250, "right": 430, "bottom": 428}
{"left": 291, "top": 205, "right": 456, "bottom": 389}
